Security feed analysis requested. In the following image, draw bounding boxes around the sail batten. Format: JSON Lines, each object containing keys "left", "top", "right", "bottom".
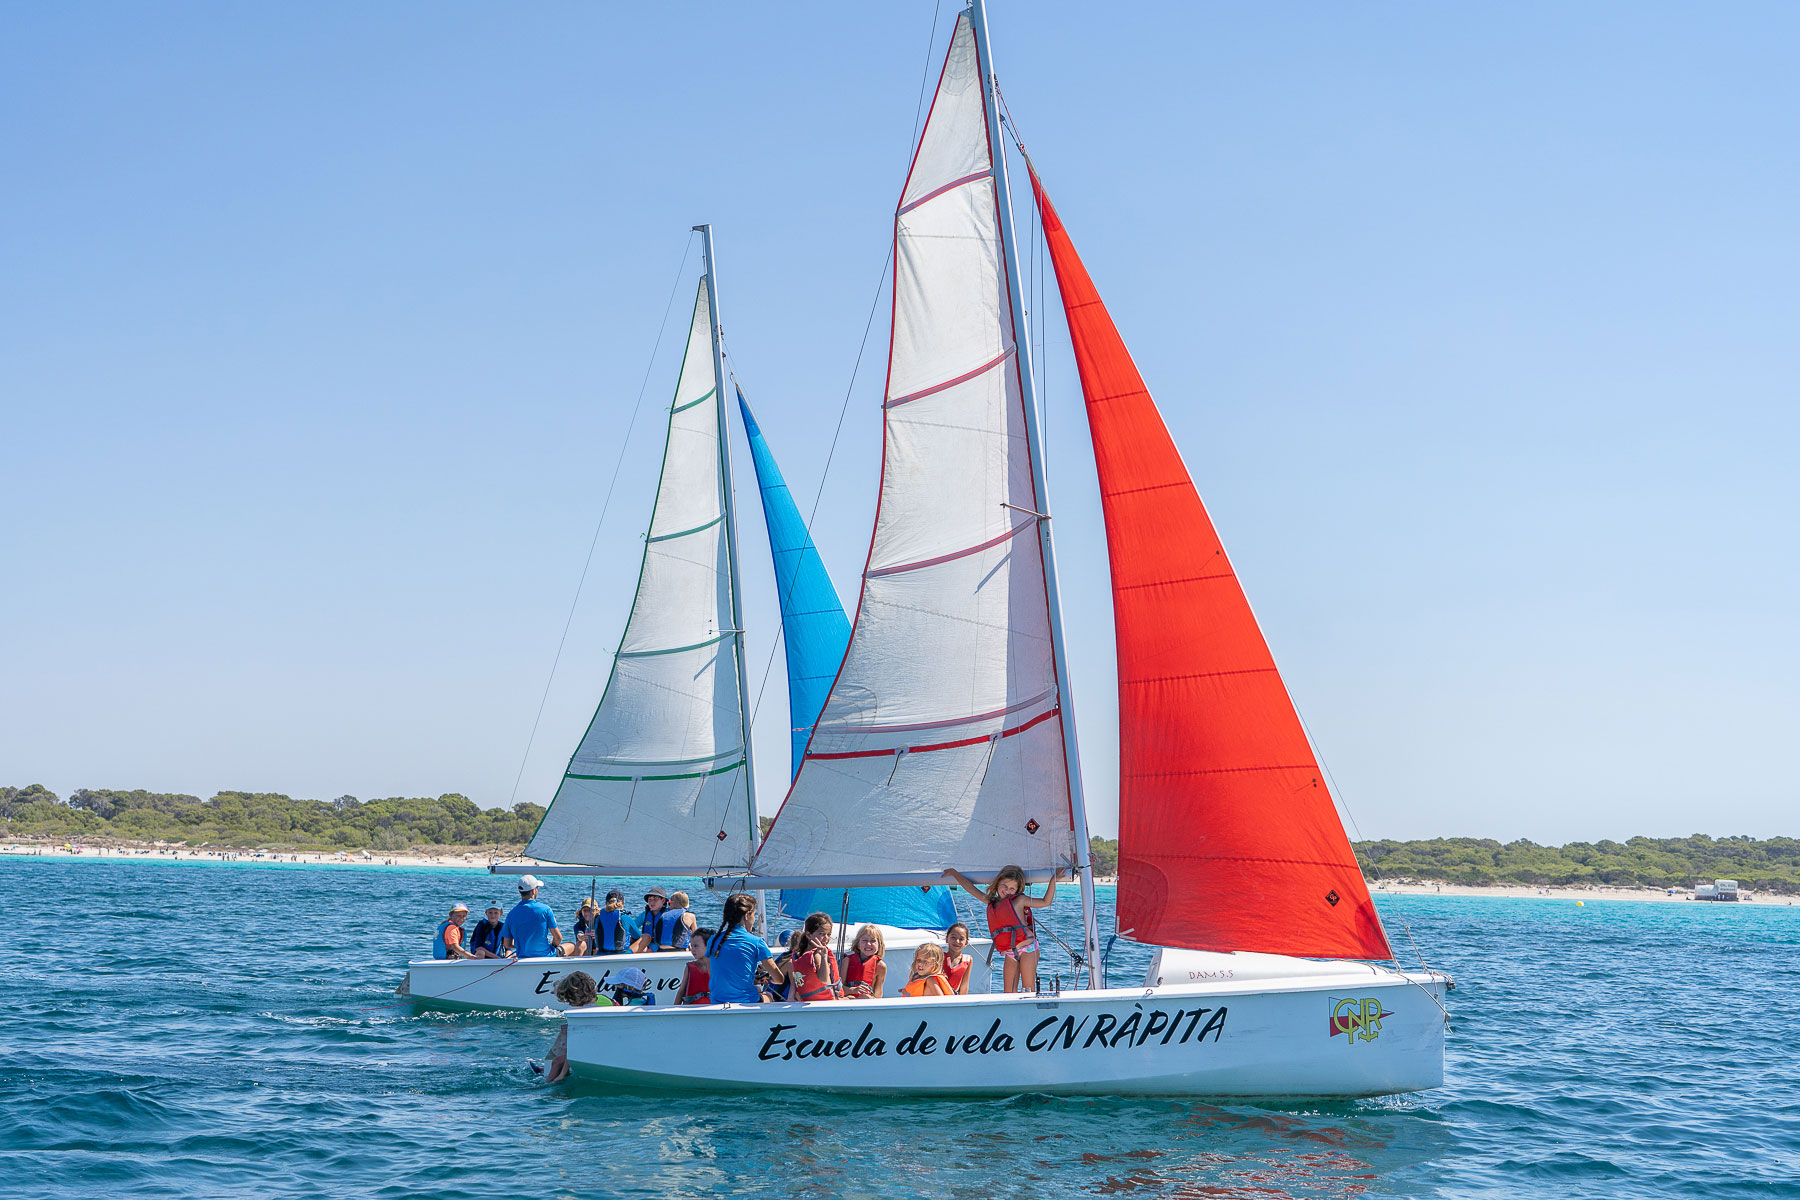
{"left": 524, "top": 279, "right": 753, "bottom": 872}
{"left": 1027, "top": 167, "right": 1393, "bottom": 961}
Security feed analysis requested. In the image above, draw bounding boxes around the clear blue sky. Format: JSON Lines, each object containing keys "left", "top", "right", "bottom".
{"left": 5, "top": 2, "right": 1796, "bottom": 843}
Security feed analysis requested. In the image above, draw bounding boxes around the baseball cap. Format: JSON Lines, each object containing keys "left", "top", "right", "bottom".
{"left": 605, "top": 888, "right": 625, "bottom": 902}
{"left": 517, "top": 874, "right": 544, "bottom": 892}
{"left": 615, "top": 967, "right": 649, "bottom": 991}
{"left": 450, "top": 902, "right": 469, "bottom": 913}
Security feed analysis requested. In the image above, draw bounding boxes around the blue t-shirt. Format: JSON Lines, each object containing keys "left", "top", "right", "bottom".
{"left": 707, "top": 928, "right": 774, "bottom": 1005}
{"left": 501, "top": 898, "right": 558, "bottom": 959}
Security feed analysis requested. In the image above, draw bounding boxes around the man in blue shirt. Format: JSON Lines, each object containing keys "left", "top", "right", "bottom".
{"left": 500, "top": 875, "right": 569, "bottom": 959}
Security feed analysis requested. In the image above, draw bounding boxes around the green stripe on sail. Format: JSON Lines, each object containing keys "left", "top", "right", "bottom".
{"left": 672, "top": 386, "right": 717, "bottom": 413}
{"left": 646, "top": 513, "right": 724, "bottom": 543}
{"left": 565, "top": 758, "right": 745, "bottom": 783}
{"left": 614, "top": 631, "right": 730, "bottom": 659}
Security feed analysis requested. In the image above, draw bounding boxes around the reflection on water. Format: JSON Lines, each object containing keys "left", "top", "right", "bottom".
{"left": 4, "top": 858, "right": 1795, "bottom": 1199}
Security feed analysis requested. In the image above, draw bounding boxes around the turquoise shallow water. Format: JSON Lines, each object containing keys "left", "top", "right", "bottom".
{"left": 4, "top": 858, "right": 1796, "bottom": 1198}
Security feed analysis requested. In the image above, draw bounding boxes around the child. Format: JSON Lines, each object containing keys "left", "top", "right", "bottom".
{"left": 841, "top": 924, "right": 887, "bottom": 999}
{"left": 608, "top": 966, "right": 656, "bottom": 1007}
{"left": 571, "top": 897, "right": 599, "bottom": 956}
{"left": 943, "top": 865, "right": 1062, "bottom": 993}
{"left": 677, "top": 926, "right": 714, "bottom": 1004}
{"left": 786, "top": 913, "right": 842, "bottom": 1002}
{"left": 942, "top": 922, "right": 974, "bottom": 995}
{"left": 541, "top": 970, "right": 609, "bottom": 1083}
{"left": 590, "top": 889, "right": 639, "bottom": 955}
{"left": 898, "top": 943, "right": 954, "bottom": 998}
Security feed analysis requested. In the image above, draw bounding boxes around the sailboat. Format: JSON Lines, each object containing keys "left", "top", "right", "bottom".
{"left": 404, "top": 228, "right": 978, "bottom": 1012}
{"left": 558, "top": 1, "right": 1450, "bottom": 1096}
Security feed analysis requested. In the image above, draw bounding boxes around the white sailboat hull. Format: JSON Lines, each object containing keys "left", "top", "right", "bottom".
{"left": 559, "top": 964, "right": 1449, "bottom": 1097}
{"left": 402, "top": 928, "right": 991, "bottom": 1012}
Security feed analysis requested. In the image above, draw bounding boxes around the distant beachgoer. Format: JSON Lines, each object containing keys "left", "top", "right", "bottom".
{"left": 678, "top": 926, "right": 714, "bottom": 1004}
{"left": 841, "top": 924, "right": 887, "bottom": 999}
{"left": 468, "top": 905, "right": 505, "bottom": 958}
{"left": 943, "top": 865, "right": 1062, "bottom": 993}
{"left": 501, "top": 875, "right": 571, "bottom": 959}
{"left": 543, "top": 970, "right": 610, "bottom": 1083}
{"left": 636, "top": 888, "right": 698, "bottom": 952}
{"left": 433, "top": 902, "right": 471, "bottom": 960}
{"left": 705, "top": 893, "right": 781, "bottom": 1005}
{"left": 785, "top": 912, "right": 842, "bottom": 1002}
{"left": 899, "top": 943, "right": 954, "bottom": 998}
{"left": 589, "top": 889, "right": 639, "bottom": 955}
{"left": 942, "top": 922, "right": 973, "bottom": 995}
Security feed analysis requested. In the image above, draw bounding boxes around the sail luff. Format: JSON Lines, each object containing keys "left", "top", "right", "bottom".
{"left": 968, "top": 0, "right": 1102, "bottom": 987}
{"left": 1027, "top": 166, "right": 1394, "bottom": 961}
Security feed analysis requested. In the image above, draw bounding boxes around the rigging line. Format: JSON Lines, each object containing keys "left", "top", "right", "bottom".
{"left": 700, "top": 0, "right": 944, "bottom": 870}
{"left": 505, "top": 231, "right": 698, "bottom": 810}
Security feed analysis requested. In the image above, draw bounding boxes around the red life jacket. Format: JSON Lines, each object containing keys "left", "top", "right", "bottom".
{"left": 680, "top": 959, "right": 710, "bottom": 1005}
{"left": 944, "top": 954, "right": 972, "bottom": 994}
{"left": 986, "top": 895, "right": 1035, "bottom": 952}
{"left": 843, "top": 950, "right": 881, "bottom": 994}
{"left": 791, "top": 946, "right": 841, "bottom": 1001}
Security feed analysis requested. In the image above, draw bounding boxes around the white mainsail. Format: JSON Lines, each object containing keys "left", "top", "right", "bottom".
{"left": 525, "top": 279, "right": 754, "bottom": 874}
{"left": 748, "top": 13, "right": 1076, "bottom": 886}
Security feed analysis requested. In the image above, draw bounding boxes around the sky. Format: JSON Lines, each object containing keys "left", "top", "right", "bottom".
{"left": 3, "top": 2, "right": 1796, "bottom": 844}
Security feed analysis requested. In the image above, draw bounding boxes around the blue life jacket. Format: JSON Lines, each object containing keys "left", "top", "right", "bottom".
{"left": 611, "top": 986, "right": 656, "bottom": 1007}
{"left": 595, "top": 909, "right": 636, "bottom": 954}
{"left": 468, "top": 919, "right": 503, "bottom": 956}
{"left": 649, "top": 906, "right": 690, "bottom": 951}
{"left": 433, "top": 919, "right": 462, "bottom": 960}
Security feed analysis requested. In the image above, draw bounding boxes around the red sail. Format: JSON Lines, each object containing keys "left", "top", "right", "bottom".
{"left": 1029, "top": 169, "right": 1392, "bottom": 960}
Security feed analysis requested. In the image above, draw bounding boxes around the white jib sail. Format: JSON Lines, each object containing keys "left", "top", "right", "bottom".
{"left": 750, "top": 13, "right": 1076, "bottom": 885}
{"left": 526, "top": 280, "right": 753, "bottom": 873}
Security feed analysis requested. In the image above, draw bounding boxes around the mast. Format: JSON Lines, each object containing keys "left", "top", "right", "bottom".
{"left": 968, "top": 0, "right": 1101, "bottom": 988}
{"left": 696, "top": 223, "right": 765, "bottom": 933}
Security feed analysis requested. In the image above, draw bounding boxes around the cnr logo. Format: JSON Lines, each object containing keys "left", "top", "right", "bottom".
{"left": 1329, "top": 996, "right": 1392, "bottom": 1047}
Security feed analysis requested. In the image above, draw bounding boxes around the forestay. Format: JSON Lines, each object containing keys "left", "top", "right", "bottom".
{"left": 525, "top": 281, "right": 753, "bottom": 874}
{"left": 750, "top": 13, "right": 1076, "bottom": 886}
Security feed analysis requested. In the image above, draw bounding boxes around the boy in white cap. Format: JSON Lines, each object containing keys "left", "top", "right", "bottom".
{"left": 500, "top": 875, "right": 571, "bottom": 959}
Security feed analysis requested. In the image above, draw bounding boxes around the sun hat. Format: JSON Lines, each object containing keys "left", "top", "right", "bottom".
{"left": 615, "top": 967, "right": 649, "bottom": 991}
{"left": 643, "top": 885, "right": 668, "bottom": 901}
{"left": 517, "top": 874, "right": 544, "bottom": 892}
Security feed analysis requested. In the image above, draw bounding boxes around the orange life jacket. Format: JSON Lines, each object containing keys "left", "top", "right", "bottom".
{"left": 901, "top": 972, "right": 953, "bottom": 998}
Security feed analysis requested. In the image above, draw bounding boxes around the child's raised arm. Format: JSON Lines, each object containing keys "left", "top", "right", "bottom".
{"left": 940, "top": 867, "right": 988, "bottom": 903}
{"left": 1019, "top": 869, "right": 1069, "bottom": 909}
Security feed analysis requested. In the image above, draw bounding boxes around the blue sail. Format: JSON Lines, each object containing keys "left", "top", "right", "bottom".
{"left": 737, "top": 390, "right": 957, "bottom": 930}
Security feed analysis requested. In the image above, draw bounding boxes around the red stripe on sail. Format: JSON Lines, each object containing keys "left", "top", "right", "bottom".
{"left": 805, "top": 707, "right": 1060, "bottom": 761}
{"left": 1028, "top": 167, "right": 1392, "bottom": 961}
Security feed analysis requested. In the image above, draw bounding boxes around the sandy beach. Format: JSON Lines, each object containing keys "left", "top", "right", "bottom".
{"left": 4, "top": 839, "right": 1790, "bottom": 903}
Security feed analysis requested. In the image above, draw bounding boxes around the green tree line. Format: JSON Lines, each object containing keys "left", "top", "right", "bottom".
{"left": 1086, "top": 835, "right": 1795, "bottom": 892}
{"left": 0, "top": 785, "right": 543, "bottom": 852}
{"left": 5, "top": 786, "right": 1791, "bottom": 891}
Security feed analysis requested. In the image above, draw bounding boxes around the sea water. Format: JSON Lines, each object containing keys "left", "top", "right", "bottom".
{"left": 4, "top": 857, "right": 1795, "bottom": 1199}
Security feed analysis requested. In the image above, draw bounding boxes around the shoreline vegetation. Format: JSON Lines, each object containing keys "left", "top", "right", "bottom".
{"left": 4, "top": 785, "right": 1796, "bottom": 897}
